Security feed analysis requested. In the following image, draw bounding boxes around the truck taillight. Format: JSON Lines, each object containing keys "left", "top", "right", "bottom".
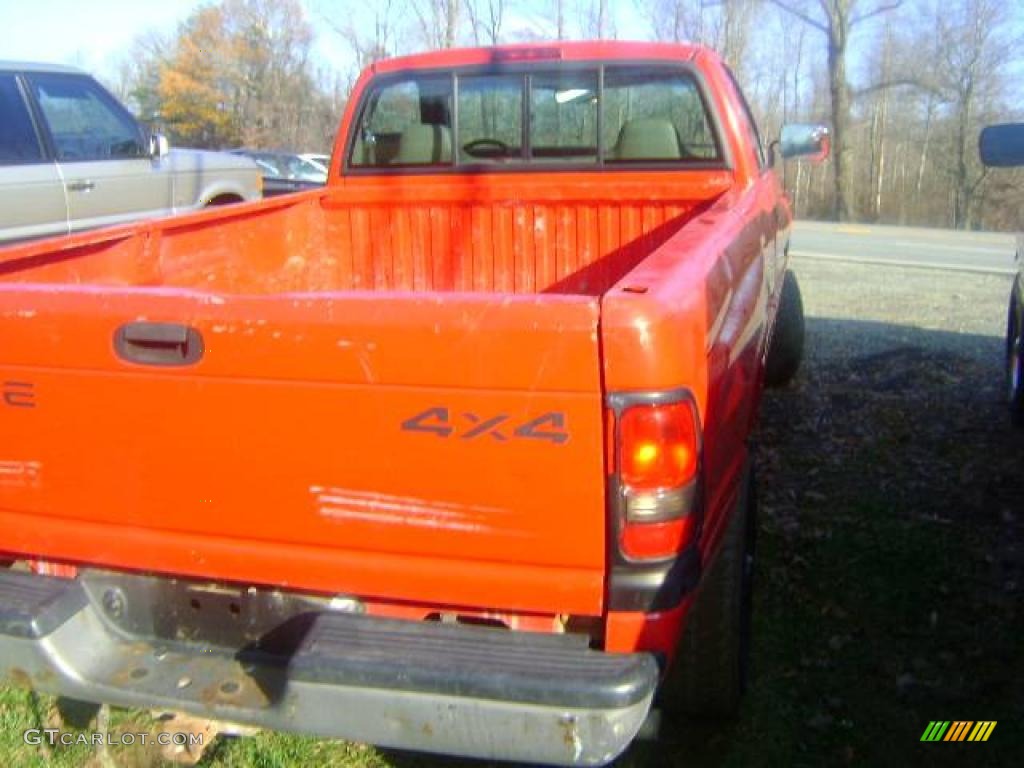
{"left": 620, "top": 402, "right": 697, "bottom": 492}
{"left": 610, "top": 398, "right": 702, "bottom": 561}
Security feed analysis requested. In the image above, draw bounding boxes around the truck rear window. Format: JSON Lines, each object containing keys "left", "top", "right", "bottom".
{"left": 348, "top": 65, "right": 722, "bottom": 171}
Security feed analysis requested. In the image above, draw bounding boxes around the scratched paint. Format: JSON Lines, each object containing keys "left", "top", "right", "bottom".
{"left": 0, "top": 460, "right": 42, "bottom": 489}
{"left": 310, "top": 486, "right": 512, "bottom": 533}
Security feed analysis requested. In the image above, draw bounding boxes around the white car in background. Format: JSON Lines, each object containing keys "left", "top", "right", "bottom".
{"left": 229, "top": 149, "right": 329, "bottom": 195}
{"left": 298, "top": 152, "right": 331, "bottom": 175}
{"left": 0, "top": 61, "right": 262, "bottom": 245}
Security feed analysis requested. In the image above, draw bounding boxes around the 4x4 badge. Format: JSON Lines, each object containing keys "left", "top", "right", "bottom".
{"left": 401, "top": 408, "right": 568, "bottom": 444}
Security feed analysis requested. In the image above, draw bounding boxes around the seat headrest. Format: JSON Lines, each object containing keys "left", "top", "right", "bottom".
{"left": 394, "top": 123, "right": 452, "bottom": 164}
{"left": 613, "top": 118, "right": 682, "bottom": 160}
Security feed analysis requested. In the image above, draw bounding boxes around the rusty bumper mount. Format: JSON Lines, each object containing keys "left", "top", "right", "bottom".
{"left": 0, "top": 568, "right": 657, "bottom": 766}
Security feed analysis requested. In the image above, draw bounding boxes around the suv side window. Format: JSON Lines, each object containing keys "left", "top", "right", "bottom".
{"left": 0, "top": 75, "right": 44, "bottom": 165}
{"left": 27, "top": 73, "right": 146, "bottom": 162}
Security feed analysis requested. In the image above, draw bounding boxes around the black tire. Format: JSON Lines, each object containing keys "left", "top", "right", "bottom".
{"left": 765, "top": 269, "right": 805, "bottom": 387}
{"left": 660, "top": 464, "right": 757, "bottom": 718}
{"left": 1008, "top": 288, "right": 1024, "bottom": 428}
{"left": 204, "top": 194, "right": 244, "bottom": 207}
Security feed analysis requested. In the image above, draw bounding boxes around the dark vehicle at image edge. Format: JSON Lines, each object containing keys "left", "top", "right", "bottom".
{"left": 980, "top": 123, "right": 1024, "bottom": 426}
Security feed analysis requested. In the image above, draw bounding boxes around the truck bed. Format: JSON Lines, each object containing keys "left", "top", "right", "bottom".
{"left": 0, "top": 170, "right": 731, "bottom": 617}
{"left": 0, "top": 172, "right": 730, "bottom": 295}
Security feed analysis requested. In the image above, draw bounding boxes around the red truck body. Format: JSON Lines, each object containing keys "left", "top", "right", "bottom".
{"left": 0, "top": 42, "right": 805, "bottom": 765}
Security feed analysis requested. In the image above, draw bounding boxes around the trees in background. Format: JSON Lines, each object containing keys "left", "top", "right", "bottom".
{"left": 468, "top": 0, "right": 507, "bottom": 44}
{"left": 922, "top": 0, "right": 1018, "bottom": 229}
{"left": 116, "top": 0, "right": 1022, "bottom": 230}
{"left": 641, "top": 0, "right": 759, "bottom": 82}
{"left": 121, "top": 0, "right": 343, "bottom": 151}
{"left": 767, "top": 1, "right": 902, "bottom": 222}
{"left": 412, "top": 0, "right": 463, "bottom": 48}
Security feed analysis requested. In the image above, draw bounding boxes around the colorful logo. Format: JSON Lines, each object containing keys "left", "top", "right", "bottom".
{"left": 920, "top": 721, "right": 997, "bottom": 742}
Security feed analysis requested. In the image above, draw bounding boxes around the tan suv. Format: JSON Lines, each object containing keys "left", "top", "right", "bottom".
{"left": 0, "top": 61, "right": 261, "bottom": 244}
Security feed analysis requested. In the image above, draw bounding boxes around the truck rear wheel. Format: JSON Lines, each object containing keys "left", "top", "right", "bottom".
{"left": 660, "top": 464, "right": 756, "bottom": 719}
{"left": 765, "top": 269, "right": 805, "bottom": 387}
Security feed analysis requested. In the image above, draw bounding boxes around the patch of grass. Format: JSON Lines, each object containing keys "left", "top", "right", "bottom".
{"left": 0, "top": 688, "right": 93, "bottom": 767}
{"left": 204, "top": 732, "right": 387, "bottom": 768}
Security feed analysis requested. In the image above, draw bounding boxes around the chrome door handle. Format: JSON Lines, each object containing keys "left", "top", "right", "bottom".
{"left": 67, "top": 180, "right": 95, "bottom": 192}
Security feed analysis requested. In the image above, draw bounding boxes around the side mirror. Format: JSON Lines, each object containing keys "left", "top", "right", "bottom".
{"left": 979, "top": 123, "right": 1024, "bottom": 168}
{"left": 149, "top": 132, "right": 170, "bottom": 159}
{"left": 778, "top": 123, "right": 831, "bottom": 162}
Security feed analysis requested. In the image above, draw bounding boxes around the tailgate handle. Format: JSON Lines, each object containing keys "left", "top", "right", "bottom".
{"left": 114, "top": 322, "right": 204, "bottom": 366}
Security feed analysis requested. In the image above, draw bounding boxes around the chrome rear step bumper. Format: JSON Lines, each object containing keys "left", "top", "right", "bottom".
{"left": 0, "top": 569, "right": 657, "bottom": 766}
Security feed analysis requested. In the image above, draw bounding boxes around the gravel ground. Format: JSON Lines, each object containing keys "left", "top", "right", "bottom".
{"left": 792, "top": 255, "right": 1012, "bottom": 365}
{"left": 742, "top": 255, "right": 1024, "bottom": 765}
{"left": 767, "top": 253, "right": 1021, "bottom": 564}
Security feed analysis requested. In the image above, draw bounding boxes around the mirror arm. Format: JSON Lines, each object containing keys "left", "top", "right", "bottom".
{"left": 767, "top": 139, "right": 781, "bottom": 166}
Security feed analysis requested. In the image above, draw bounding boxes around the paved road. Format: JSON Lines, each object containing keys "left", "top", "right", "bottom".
{"left": 790, "top": 220, "right": 1019, "bottom": 275}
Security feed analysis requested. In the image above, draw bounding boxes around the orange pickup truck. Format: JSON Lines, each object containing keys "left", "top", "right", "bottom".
{"left": 0, "top": 42, "right": 826, "bottom": 765}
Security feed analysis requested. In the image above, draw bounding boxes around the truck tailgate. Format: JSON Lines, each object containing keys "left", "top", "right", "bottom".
{"left": 0, "top": 287, "right": 607, "bottom": 614}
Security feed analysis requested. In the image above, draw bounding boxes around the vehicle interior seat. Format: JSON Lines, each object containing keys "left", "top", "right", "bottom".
{"left": 393, "top": 123, "right": 452, "bottom": 165}
{"left": 611, "top": 118, "right": 683, "bottom": 160}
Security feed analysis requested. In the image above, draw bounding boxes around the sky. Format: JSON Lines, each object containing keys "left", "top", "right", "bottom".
{"left": 0, "top": 0, "right": 650, "bottom": 85}
{"left": 1, "top": 0, "right": 1018, "bottom": 114}
{"left": 0, "top": 0, "right": 205, "bottom": 74}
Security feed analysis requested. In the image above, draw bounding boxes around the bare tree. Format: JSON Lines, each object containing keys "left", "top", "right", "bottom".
{"left": 923, "top": 0, "right": 1019, "bottom": 228}
{"left": 468, "top": 0, "right": 505, "bottom": 44}
{"left": 638, "top": 0, "right": 689, "bottom": 42}
{"left": 115, "top": 30, "right": 170, "bottom": 122}
{"left": 580, "top": 0, "right": 614, "bottom": 38}
{"left": 863, "top": 25, "right": 894, "bottom": 219}
{"left": 412, "top": 0, "right": 462, "bottom": 48}
{"left": 641, "top": 0, "right": 760, "bottom": 80}
{"left": 769, "top": 0, "right": 902, "bottom": 221}
{"left": 328, "top": 0, "right": 400, "bottom": 71}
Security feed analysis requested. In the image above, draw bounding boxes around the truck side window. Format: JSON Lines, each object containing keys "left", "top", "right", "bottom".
{"left": 602, "top": 68, "right": 719, "bottom": 163}
{"left": 458, "top": 74, "right": 523, "bottom": 163}
{"left": 530, "top": 72, "right": 598, "bottom": 163}
{"left": 0, "top": 75, "right": 44, "bottom": 165}
{"left": 351, "top": 77, "right": 453, "bottom": 167}
{"left": 28, "top": 73, "right": 146, "bottom": 162}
